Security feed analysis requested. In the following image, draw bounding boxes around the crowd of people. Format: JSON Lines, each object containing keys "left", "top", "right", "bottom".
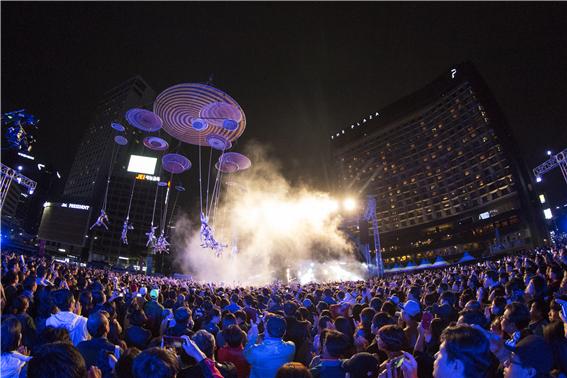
{"left": 1, "top": 243, "right": 567, "bottom": 378}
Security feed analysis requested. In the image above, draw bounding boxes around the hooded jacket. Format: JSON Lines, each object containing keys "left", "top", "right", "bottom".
{"left": 1, "top": 351, "right": 31, "bottom": 378}
{"left": 46, "top": 311, "right": 90, "bottom": 346}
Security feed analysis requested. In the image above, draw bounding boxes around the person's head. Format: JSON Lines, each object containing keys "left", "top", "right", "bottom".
{"left": 491, "top": 296, "right": 507, "bottom": 317}
{"left": 132, "top": 347, "right": 178, "bottom": 378}
{"left": 380, "top": 301, "right": 397, "bottom": 317}
{"left": 318, "top": 315, "right": 333, "bottom": 332}
{"left": 115, "top": 347, "right": 141, "bottom": 378}
{"left": 51, "top": 289, "right": 75, "bottom": 312}
{"left": 27, "top": 342, "right": 87, "bottom": 378}
{"left": 400, "top": 300, "right": 420, "bottom": 324}
{"left": 192, "top": 330, "right": 215, "bottom": 358}
{"left": 376, "top": 325, "right": 408, "bottom": 354}
{"left": 276, "top": 362, "right": 313, "bottom": 378}
{"left": 149, "top": 289, "right": 160, "bottom": 301}
{"left": 223, "top": 324, "right": 245, "bottom": 348}
{"left": 87, "top": 311, "right": 110, "bottom": 338}
{"left": 266, "top": 314, "right": 287, "bottom": 339}
{"left": 92, "top": 290, "right": 106, "bottom": 306}
{"left": 371, "top": 312, "right": 394, "bottom": 335}
{"left": 4, "top": 270, "right": 18, "bottom": 285}
{"left": 457, "top": 310, "right": 488, "bottom": 328}
{"left": 129, "top": 308, "right": 148, "bottom": 327}
{"left": 433, "top": 324, "right": 491, "bottom": 378}
{"left": 504, "top": 335, "right": 553, "bottom": 378}
{"left": 23, "top": 276, "right": 37, "bottom": 292}
{"left": 174, "top": 307, "right": 192, "bottom": 326}
{"left": 485, "top": 271, "right": 499, "bottom": 288}
{"left": 38, "top": 326, "right": 71, "bottom": 346}
{"left": 525, "top": 276, "right": 546, "bottom": 300}
{"left": 1, "top": 317, "right": 22, "bottom": 353}
{"left": 529, "top": 299, "right": 548, "bottom": 323}
{"left": 334, "top": 316, "right": 355, "bottom": 340}
{"left": 342, "top": 352, "right": 380, "bottom": 378}
{"left": 359, "top": 307, "right": 376, "bottom": 328}
{"left": 208, "top": 308, "right": 221, "bottom": 324}
{"left": 502, "top": 302, "right": 530, "bottom": 336}
{"left": 283, "top": 301, "right": 299, "bottom": 317}
{"left": 322, "top": 330, "right": 350, "bottom": 359}
{"left": 11, "top": 295, "right": 30, "bottom": 315}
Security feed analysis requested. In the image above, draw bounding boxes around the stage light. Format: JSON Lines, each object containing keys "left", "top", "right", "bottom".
{"left": 17, "top": 166, "right": 23, "bottom": 171}
{"left": 536, "top": 176, "right": 542, "bottom": 183}
{"left": 544, "top": 208, "right": 553, "bottom": 219}
{"left": 343, "top": 198, "right": 357, "bottom": 211}
{"left": 547, "top": 150, "right": 552, "bottom": 156}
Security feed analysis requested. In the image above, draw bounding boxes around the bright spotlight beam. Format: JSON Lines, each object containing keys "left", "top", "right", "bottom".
{"left": 343, "top": 198, "right": 357, "bottom": 211}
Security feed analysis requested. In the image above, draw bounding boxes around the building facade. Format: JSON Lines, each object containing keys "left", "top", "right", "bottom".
{"left": 331, "top": 63, "right": 544, "bottom": 266}
{"left": 56, "top": 76, "right": 174, "bottom": 266}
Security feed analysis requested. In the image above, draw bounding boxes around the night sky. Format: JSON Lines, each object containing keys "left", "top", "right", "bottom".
{"left": 2, "top": 3, "right": 567, "bottom": 204}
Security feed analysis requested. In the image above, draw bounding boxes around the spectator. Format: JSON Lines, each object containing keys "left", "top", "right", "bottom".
{"left": 310, "top": 330, "right": 349, "bottom": 378}
{"left": 45, "top": 289, "right": 90, "bottom": 346}
{"left": 114, "top": 347, "right": 141, "bottom": 378}
{"left": 504, "top": 335, "right": 554, "bottom": 378}
{"left": 125, "top": 308, "right": 152, "bottom": 350}
{"left": 27, "top": 342, "right": 95, "bottom": 378}
{"left": 244, "top": 314, "right": 295, "bottom": 378}
{"left": 502, "top": 302, "right": 531, "bottom": 347}
{"left": 10, "top": 295, "right": 37, "bottom": 348}
{"left": 77, "top": 311, "right": 121, "bottom": 370}
{"left": 181, "top": 329, "right": 237, "bottom": 378}
{"left": 342, "top": 352, "right": 380, "bottom": 378}
{"left": 1, "top": 317, "right": 31, "bottom": 378}
{"left": 283, "top": 301, "right": 312, "bottom": 366}
{"left": 143, "top": 289, "right": 164, "bottom": 337}
{"left": 217, "top": 324, "right": 250, "bottom": 378}
{"left": 276, "top": 362, "right": 313, "bottom": 378}
{"left": 132, "top": 347, "right": 178, "bottom": 378}
{"left": 432, "top": 325, "right": 492, "bottom": 378}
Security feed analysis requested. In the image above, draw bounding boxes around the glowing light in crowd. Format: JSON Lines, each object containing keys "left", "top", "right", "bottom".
{"left": 343, "top": 197, "right": 357, "bottom": 211}
{"left": 543, "top": 208, "right": 553, "bottom": 219}
{"left": 536, "top": 176, "right": 542, "bottom": 183}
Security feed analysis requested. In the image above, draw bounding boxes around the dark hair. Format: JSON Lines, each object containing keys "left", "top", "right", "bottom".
{"left": 359, "top": 308, "right": 376, "bottom": 328}
{"left": 192, "top": 330, "right": 215, "bottom": 358}
{"left": 323, "top": 329, "right": 350, "bottom": 358}
{"left": 38, "top": 326, "right": 71, "bottom": 346}
{"left": 27, "top": 342, "right": 87, "bottom": 378}
{"left": 222, "top": 313, "right": 236, "bottom": 329}
{"left": 129, "top": 309, "right": 148, "bottom": 327}
{"left": 441, "top": 325, "right": 492, "bottom": 378}
{"left": 458, "top": 310, "right": 488, "bottom": 328}
{"left": 87, "top": 311, "right": 109, "bottom": 338}
{"left": 369, "top": 297, "right": 382, "bottom": 312}
{"left": 276, "top": 362, "right": 312, "bottom": 378}
{"left": 223, "top": 324, "right": 245, "bottom": 348}
{"left": 266, "top": 314, "right": 287, "bottom": 338}
{"left": 51, "top": 289, "right": 74, "bottom": 311}
{"left": 505, "top": 302, "right": 530, "bottom": 330}
{"left": 318, "top": 315, "right": 333, "bottom": 332}
{"left": 10, "top": 295, "right": 29, "bottom": 315}
{"left": 115, "top": 348, "right": 141, "bottom": 378}
{"left": 486, "top": 271, "right": 499, "bottom": 283}
{"left": 283, "top": 301, "right": 298, "bottom": 317}
{"left": 23, "top": 276, "right": 37, "bottom": 291}
{"left": 377, "top": 325, "right": 408, "bottom": 353}
{"left": 380, "top": 301, "right": 397, "bottom": 317}
{"left": 4, "top": 271, "right": 18, "bottom": 285}
{"left": 334, "top": 316, "right": 355, "bottom": 343}
{"left": 132, "top": 347, "right": 179, "bottom": 378}
{"left": 371, "top": 312, "right": 393, "bottom": 332}
{"left": 1, "top": 317, "right": 22, "bottom": 353}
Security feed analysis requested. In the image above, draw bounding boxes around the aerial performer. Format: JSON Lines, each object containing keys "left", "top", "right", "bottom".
{"left": 153, "top": 82, "right": 251, "bottom": 257}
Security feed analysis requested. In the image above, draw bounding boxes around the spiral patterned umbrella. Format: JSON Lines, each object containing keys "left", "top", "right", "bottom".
{"left": 216, "top": 152, "right": 252, "bottom": 172}
{"left": 206, "top": 134, "right": 232, "bottom": 151}
{"left": 143, "top": 136, "right": 169, "bottom": 151}
{"left": 162, "top": 153, "right": 192, "bottom": 174}
{"left": 125, "top": 108, "right": 163, "bottom": 132}
{"left": 153, "top": 83, "right": 246, "bottom": 146}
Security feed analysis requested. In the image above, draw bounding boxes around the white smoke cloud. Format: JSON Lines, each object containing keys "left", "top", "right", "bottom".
{"left": 172, "top": 142, "right": 366, "bottom": 285}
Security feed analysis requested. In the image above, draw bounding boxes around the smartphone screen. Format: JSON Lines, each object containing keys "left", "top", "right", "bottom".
{"left": 162, "top": 336, "right": 184, "bottom": 349}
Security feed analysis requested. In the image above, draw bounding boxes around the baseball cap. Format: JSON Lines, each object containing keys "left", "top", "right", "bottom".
{"left": 150, "top": 289, "right": 159, "bottom": 299}
{"left": 401, "top": 300, "right": 420, "bottom": 317}
{"left": 342, "top": 352, "right": 380, "bottom": 377}
{"left": 508, "top": 335, "right": 553, "bottom": 375}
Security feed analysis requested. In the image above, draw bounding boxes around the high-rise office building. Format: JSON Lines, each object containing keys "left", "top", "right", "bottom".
{"left": 331, "top": 63, "right": 544, "bottom": 266}
{"left": 53, "top": 76, "right": 173, "bottom": 265}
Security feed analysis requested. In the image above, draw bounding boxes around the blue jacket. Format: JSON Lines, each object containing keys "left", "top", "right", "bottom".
{"left": 244, "top": 333, "right": 295, "bottom": 378}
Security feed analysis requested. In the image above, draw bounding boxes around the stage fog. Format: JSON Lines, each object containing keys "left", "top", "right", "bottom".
{"left": 172, "top": 142, "right": 366, "bottom": 285}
